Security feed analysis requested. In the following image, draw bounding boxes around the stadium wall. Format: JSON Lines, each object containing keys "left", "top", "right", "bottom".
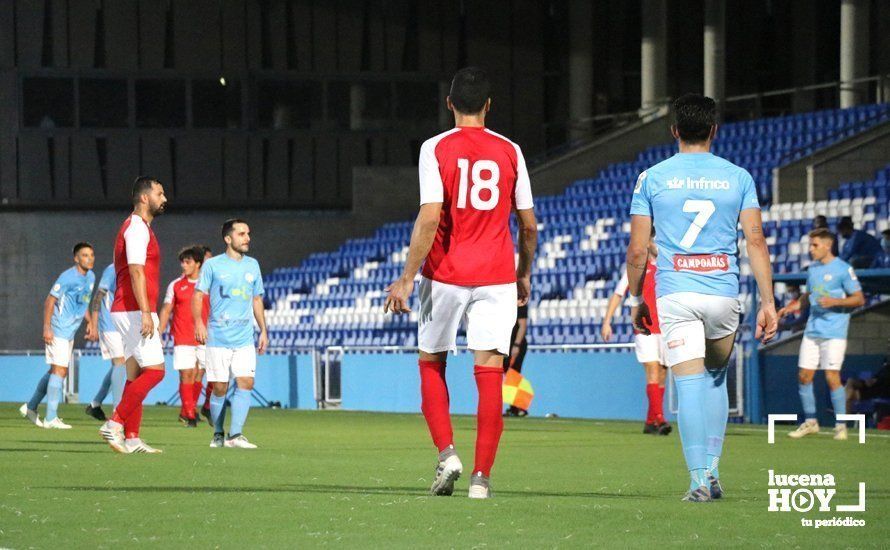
{"left": 0, "top": 353, "right": 316, "bottom": 409}
{"left": 340, "top": 350, "right": 676, "bottom": 422}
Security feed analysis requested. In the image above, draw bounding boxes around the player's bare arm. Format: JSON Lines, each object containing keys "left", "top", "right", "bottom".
{"left": 601, "top": 292, "right": 623, "bottom": 342}
{"left": 128, "top": 264, "right": 155, "bottom": 338}
{"left": 158, "top": 302, "right": 173, "bottom": 337}
{"left": 626, "top": 215, "right": 653, "bottom": 335}
{"left": 778, "top": 292, "right": 809, "bottom": 318}
{"left": 83, "top": 309, "right": 98, "bottom": 341}
{"left": 740, "top": 208, "right": 777, "bottom": 342}
{"left": 384, "top": 202, "right": 442, "bottom": 314}
{"left": 515, "top": 208, "right": 538, "bottom": 307}
{"left": 192, "top": 290, "right": 208, "bottom": 345}
{"left": 819, "top": 290, "right": 866, "bottom": 309}
{"left": 253, "top": 295, "right": 268, "bottom": 355}
{"left": 88, "top": 288, "right": 105, "bottom": 337}
{"left": 42, "top": 294, "right": 56, "bottom": 345}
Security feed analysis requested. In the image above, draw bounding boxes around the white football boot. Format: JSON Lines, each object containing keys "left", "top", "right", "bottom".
{"left": 787, "top": 419, "right": 819, "bottom": 439}
{"left": 125, "top": 438, "right": 163, "bottom": 454}
{"left": 833, "top": 424, "right": 848, "bottom": 441}
{"left": 99, "top": 420, "right": 128, "bottom": 453}
{"left": 19, "top": 403, "right": 42, "bottom": 427}
{"left": 42, "top": 417, "right": 72, "bottom": 429}
{"left": 430, "top": 447, "right": 463, "bottom": 496}
{"left": 468, "top": 473, "right": 492, "bottom": 499}
{"left": 224, "top": 435, "right": 258, "bottom": 449}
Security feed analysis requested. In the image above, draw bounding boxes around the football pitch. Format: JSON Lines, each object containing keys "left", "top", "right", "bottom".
{"left": 0, "top": 404, "right": 886, "bottom": 548}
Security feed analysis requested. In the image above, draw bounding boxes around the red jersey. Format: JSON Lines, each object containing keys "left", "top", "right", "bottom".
{"left": 163, "top": 276, "right": 209, "bottom": 346}
{"left": 614, "top": 261, "right": 660, "bottom": 335}
{"left": 418, "top": 126, "right": 534, "bottom": 286}
{"left": 112, "top": 214, "right": 161, "bottom": 312}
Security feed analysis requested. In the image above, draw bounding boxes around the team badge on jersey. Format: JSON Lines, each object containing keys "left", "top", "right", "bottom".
{"left": 824, "top": 274, "right": 833, "bottom": 282}
{"left": 245, "top": 273, "right": 255, "bottom": 283}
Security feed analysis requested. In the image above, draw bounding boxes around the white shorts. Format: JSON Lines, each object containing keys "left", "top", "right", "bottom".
{"left": 205, "top": 345, "right": 256, "bottom": 382}
{"left": 417, "top": 276, "right": 517, "bottom": 356}
{"left": 173, "top": 345, "right": 207, "bottom": 371}
{"left": 656, "top": 292, "right": 741, "bottom": 368}
{"left": 799, "top": 336, "right": 847, "bottom": 371}
{"left": 110, "top": 311, "right": 165, "bottom": 367}
{"left": 45, "top": 337, "right": 74, "bottom": 367}
{"left": 634, "top": 333, "right": 665, "bottom": 364}
{"left": 99, "top": 331, "right": 125, "bottom": 360}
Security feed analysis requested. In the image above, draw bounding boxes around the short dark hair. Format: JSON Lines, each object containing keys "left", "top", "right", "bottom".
{"left": 882, "top": 229, "right": 890, "bottom": 238}
{"left": 72, "top": 242, "right": 93, "bottom": 255}
{"left": 837, "top": 216, "right": 854, "bottom": 230}
{"left": 201, "top": 245, "right": 212, "bottom": 256}
{"left": 672, "top": 93, "right": 717, "bottom": 143}
{"left": 809, "top": 228, "right": 836, "bottom": 243}
{"left": 222, "top": 218, "right": 248, "bottom": 239}
{"left": 132, "top": 176, "right": 160, "bottom": 205}
{"left": 449, "top": 67, "right": 491, "bottom": 114}
{"left": 178, "top": 245, "right": 204, "bottom": 265}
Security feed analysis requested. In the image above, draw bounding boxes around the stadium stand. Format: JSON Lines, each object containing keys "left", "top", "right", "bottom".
{"left": 244, "top": 104, "right": 890, "bottom": 350}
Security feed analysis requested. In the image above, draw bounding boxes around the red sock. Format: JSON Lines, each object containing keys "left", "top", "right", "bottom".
{"left": 472, "top": 366, "right": 504, "bottom": 478}
{"left": 113, "top": 368, "right": 165, "bottom": 435}
{"left": 655, "top": 386, "right": 664, "bottom": 422}
{"left": 645, "top": 383, "right": 659, "bottom": 424}
{"left": 419, "top": 360, "right": 453, "bottom": 452}
{"left": 193, "top": 381, "right": 204, "bottom": 408}
{"left": 125, "top": 404, "right": 143, "bottom": 439}
{"left": 180, "top": 383, "right": 195, "bottom": 419}
{"left": 203, "top": 383, "right": 213, "bottom": 410}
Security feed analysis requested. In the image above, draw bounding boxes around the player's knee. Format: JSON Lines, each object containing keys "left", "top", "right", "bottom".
{"left": 236, "top": 378, "right": 255, "bottom": 391}
{"left": 212, "top": 382, "right": 228, "bottom": 396}
{"left": 798, "top": 370, "right": 814, "bottom": 384}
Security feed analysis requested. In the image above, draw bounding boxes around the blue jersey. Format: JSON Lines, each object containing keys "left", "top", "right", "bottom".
{"left": 49, "top": 266, "right": 95, "bottom": 340}
{"left": 629, "top": 152, "right": 760, "bottom": 298}
{"left": 97, "top": 263, "right": 117, "bottom": 334}
{"left": 197, "top": 254, "right": 265, "bottom": 348}
{"left": 805, "top": 258, "right": 862, "bottom": 339}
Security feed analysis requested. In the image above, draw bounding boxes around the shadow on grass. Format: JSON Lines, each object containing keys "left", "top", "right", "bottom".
{"left": 47, "top": 484, "right": 657, "bottom": 499}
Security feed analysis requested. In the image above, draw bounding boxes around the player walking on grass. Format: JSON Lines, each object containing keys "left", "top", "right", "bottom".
{"left": 21, "top": 243, "right": 97, "bottom": 429}
{"left": 627, "top": 93, "right": 777, "bottom": 502}
{"left": 779, "top": 228, "right": 864, "bottom": 441}
{"left": 194, "top": 220, "right": 268, "bottom": 449}
{"left": 98, "top": 177, "right": 168, "bottom": 454}
{"left": 384, "top": 67, "right": 538, "bottom": 499}
{"left": 197, "top": 245, "right": 214, "bottom": 424}
{"left": 159, "top": 246, "right": 210, "bottom": 428}
{"left": 602, "top": 228, "right": 671, "bottom": 435}
{"left": 84, "top": 263, "right": 127, "bottom": 421}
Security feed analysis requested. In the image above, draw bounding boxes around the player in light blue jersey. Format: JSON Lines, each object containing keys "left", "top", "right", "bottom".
{"left": 627, "top": 94, "right": 777, "bottom": 502}
{"left": 85, "top": 263, "right": 127, "bottom": 421}
{"left": 21, "top": 242, "right": 97, "bottom": 429}
{"left": 194, "top": 219, "right": 268, "bottom": 449}
{"left": 779, "top": 228, "right": 864, "bottom": 441}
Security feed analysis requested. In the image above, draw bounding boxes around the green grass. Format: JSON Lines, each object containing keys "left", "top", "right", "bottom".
{"left": 0, "top": 404, "right": 887, "bottom": 548}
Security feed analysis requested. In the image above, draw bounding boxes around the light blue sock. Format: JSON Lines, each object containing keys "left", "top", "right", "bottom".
{"left": 799, "top": 382, "right": 817, "bottom": 420}
{"left": 704, "top": 367, "right": 729, "bottom": 480}
{"left": 110, "top": 365, "right": 127, "bottom": 407}
{"left": 675, "top": 372, "right": 709, "bottom": 490}
{"left": 45, "top": 374, "right": 65, "bottom": 422}
{"left": 830, "top": 386, "right": 846, "bottom": 426}
{"left": 27, "top": 372, "right": 51, "bottom": 411}
{"left": 210, "top": 393, "right": 228, "bottom": 434}
{"left": 229, "top": 388, "right": 252, "bottom": 437}
{"left": 92, "top": 367, "right": 114, "bottom": 406}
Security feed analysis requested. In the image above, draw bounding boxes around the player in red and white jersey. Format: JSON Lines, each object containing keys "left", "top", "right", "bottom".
{"left": 98, "top": 177, "right": 168, "bottom": 454}
{"left": 159, "top": 246, "right": 210, "bottom": 428}
{"left": 385, "top": 68, "right": 538, "bottom": 499}
{"left": 601, "top": 227, "right": 672, "bottom": 435}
